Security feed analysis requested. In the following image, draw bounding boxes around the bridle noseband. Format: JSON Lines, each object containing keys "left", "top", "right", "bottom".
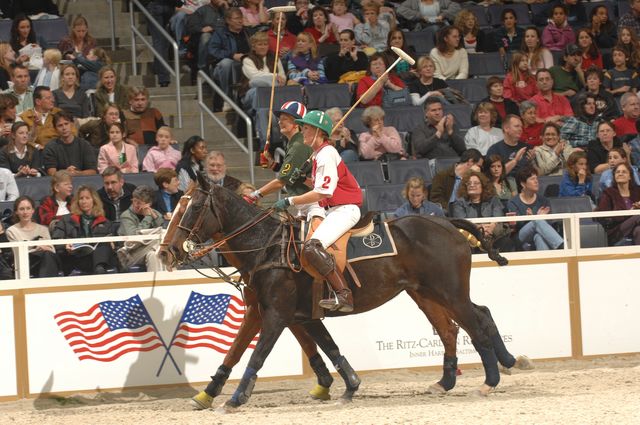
{"left": 176, "top": 188, "right": 218, "bottom": 254}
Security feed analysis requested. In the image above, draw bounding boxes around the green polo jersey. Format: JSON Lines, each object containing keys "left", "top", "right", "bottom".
{"left": 278, "top": 132, "right": 313, "bottom": 196}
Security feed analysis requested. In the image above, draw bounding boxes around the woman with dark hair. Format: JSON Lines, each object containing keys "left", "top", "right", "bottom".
{"left": 57, "top": 15, "right": 96, "bottom": 60}
{"left": 598, "top": 147, "right": 640, "bottom": 192}
{"left": 383, "top": 29, "right": 416, "bottom": 81}
{"left": 589, "top": 4, "right": 617, "bottom": 49}
{"left": 577, "top": 28, "right": 602, "bottom": 69}
{"left": 430, "top": 26, "right": 468, "bottom": 80}
{"left": 484, "top": 155, "right": 516, "bottom": 202}
{"left": 542, "top": 4, "right": 575, "bottom": 52}
{"left": 494, "top": 8, "right": 525, "bottom": 62}
{"left": 535, "top": 122, "right": 578, "bottom": 177}
{"left": 176, "top": 136, "right": 208, "bottom": 191}
{"left": 53, "top": 64, "right": 88, "bottom": 119}
{"left": 52, "top": 185, "right": 116, "bottom": 275}
{"left": 324, "top": 29, "right": 368, "bottom": 84}
{"left": 507, "top": 167, "right": 564, "bottom": 251}
{"left": 0, "top": 122, "right": 43, "bottom": 177}
{"left": 9, "top": 14, "right": 44, "bottom": 62}
{"left": 6, "top": 196, "right": 60, "bottom": 278}
{"left": 559, "top": 150, "right": 593, "bottom": 198}
{"left": 574, "top": 67, "right": 618, "bottom": 120}
{"left": 560, "top": 93, "right": 599, "bottom": 148}
{"left": 521, "top": 26, "right": 553, "bottom": 75}
{"left": 356, "top": 52, "right": 406, "bottom": 107}
{"left": 97, "top": 122, "right": 139, "bottom": 174}
{"left": 588, "top": 120, "right": 623, "bottom": 174}
{"left": 94, "top": 65, "right": 129, "bottom": 117}
{"left": 454, "top": 9, "right": 495, "bottom": 53}
{"left": 597, "top": 162, "right": 640, "bottom": 245}
{"left": 304, "top": 6, "right": 337, "bottom": 45}
{"left": 451, "top": 170, "right": 513, "bottom": 252}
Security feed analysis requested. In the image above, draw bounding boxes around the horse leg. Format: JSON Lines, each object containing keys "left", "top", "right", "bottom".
{"left": 301, "top": 320, "right": 361, "bottom": 403}
{"left": 191, "top": 288, "right": 262, "bottom": 410}
{"left": 472, "top": 304, "right": 534, "bottom": 374}
{"left": 290, "top": 324, "right": 334, "bottom": 400}
{"left": 406, "top": 290, "right": 459, "bottom": 394}
{"left": 446, "top": 301, "right": 501, "bottom": 396}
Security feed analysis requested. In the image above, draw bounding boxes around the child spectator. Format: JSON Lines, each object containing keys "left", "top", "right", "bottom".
{"left": 617, "top": 27, "right": 640, "bottom": 69}
{"left": 142, "top": 127, "right": 181, "bottom": 172}
{"left": 454, "top": 9, "right": 495, "bottom": 54}
{"left": 503, "top": 52, "right": 538, "bottom": 104}
{"left": 393, "top": 177, "right": 444, "bottom": 218}
{"left": 97, "top": 122, "right": 139, "bottom": 174}
{"left": 287, "top": 32, "right": 327, "bottom": 85}
{"left": 74, "top": 47, "right": 111, "bottom": 92}
{"left": 603, "top": 47, "right": 639, "bottom": 98}
{"left": 599, "top": 147, "right": 640, "bottom": 192}
{"left": 542, "top": 4, "right": 576, "bottom": 52}
{"left": 575, "top": 66, "right": 619, "bottom": 121}
{"left": 549, "top": 44, "right": 583, "bottom": 98}
{"left": 589, "top": 5, "right": 616, "bottom": 49}
{"left": 355, "top": 1, "right": 390, "bottom": 54}
{"left": 330, "top": 0, "right": 360, "bottom": 32}
{"left": 152, "top": 168, "right": 183, "bottom": 221}
{"left": 559, "top": 150, "right": 593, "bottom": 198}
{"left": 472, "top": 76, "right": 520, "bottom": 129}
{"left": 33, "top": 49, "right": 62, "bottom": 90}
{"left": 383, "top": 30, "right": 415, "bottom": 81}
{"left": 577, "top": 28, "right": 602, "bottom": 70}
{"left": 240, "top": 0, "right": 269, "bottom": 30}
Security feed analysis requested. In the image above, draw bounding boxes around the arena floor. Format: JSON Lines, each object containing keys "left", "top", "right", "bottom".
{"left": 2, "top": 354, "right": 639, "bottom": 424}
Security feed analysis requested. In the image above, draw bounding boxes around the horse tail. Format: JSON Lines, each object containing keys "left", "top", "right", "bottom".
{"left": 448, "top": 218, "right": 509, "bottom": 267}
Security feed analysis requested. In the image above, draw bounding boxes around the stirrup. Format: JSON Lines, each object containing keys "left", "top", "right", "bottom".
{"left": 318, "top": 291, "right": 353, "bottom": 313}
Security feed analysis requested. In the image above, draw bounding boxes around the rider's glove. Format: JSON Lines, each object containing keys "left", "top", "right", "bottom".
{"left": 244, "top": 189, "right": 262, "bottom": 204}
{"left": 273, "top": 197, "right": 293, "bottom": 211}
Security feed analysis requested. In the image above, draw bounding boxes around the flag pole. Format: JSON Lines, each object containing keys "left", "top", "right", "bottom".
{"left": 155, "top": 292, "right": 193, "bottom": 377}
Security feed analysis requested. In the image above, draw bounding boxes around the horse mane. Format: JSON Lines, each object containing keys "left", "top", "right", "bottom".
{"left": 184, "top": 180, "right": 199, "bottom": 196}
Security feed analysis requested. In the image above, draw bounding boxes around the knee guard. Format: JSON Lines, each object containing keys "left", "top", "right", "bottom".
{"left": 302, "top": 239, "right": 335, "bottom": 277}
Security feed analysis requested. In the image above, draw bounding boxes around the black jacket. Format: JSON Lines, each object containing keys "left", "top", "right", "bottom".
{"left": 152, "top": 189, "right": 183, "bottom": 216}
{"left": 98, "top": 182, "right": 136, "bottom": 223}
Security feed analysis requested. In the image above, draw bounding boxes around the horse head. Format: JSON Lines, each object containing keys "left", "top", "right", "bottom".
{"left": 158, "top": 172, "right": 225, "bottom": 269}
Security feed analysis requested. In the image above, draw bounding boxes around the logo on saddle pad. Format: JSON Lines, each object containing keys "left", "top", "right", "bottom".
{"left": 362, "top": 233, "right": 383, "bottom": 249}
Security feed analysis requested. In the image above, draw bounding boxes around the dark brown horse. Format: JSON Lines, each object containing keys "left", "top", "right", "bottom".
{"left": 159, "top": 175, "right": 528, "bottom": 409}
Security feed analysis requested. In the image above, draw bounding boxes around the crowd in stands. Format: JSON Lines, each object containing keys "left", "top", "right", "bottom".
{"left": 4, "top": 0, "right": 640, "bottom": 277}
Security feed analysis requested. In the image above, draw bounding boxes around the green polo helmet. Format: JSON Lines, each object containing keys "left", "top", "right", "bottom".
{"left": 294, "top": 110, "right": 333, "bottom": 136}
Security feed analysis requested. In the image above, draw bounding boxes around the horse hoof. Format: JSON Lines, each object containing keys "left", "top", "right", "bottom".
{"left": 190, "top": 391, "right": 213, "bottom": 410}
{"left": 216, "top": 401, "right": 240, "bottom": 414}
{"left": 472, "top": 384, "right": 494, "bottom": 397}
{"left": 338, "top": 390, "right": 355, "bottom": 404}
{"left": 514, "top": 355, "right": 534, "bottom": 370}
{"left": 499, "top": 365, "right": 512, "bottom": 376}
{"left": 427, "top": 383, "right": 447, "bottom": 395}
{"left": 309, "top": 384, "right": 331, "bottom": 401}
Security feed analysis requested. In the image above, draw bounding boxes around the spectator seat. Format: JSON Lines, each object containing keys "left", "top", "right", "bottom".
{"left": 618, "top": 1, "right": 631, "bottom": 18}
{"left": 385, "top": 106, "right": 425, "bottom": 134}
{"left": 463, "top": 5, "right": 491, "bottom": 28}
{"left": 255, "top": 108, "right": 282, "bottom": 149}
{"left": 365, "top": 183, "right": 405, "bottom": 213}
{"left": 433, "top": 157, "right": 459, "bottom": 175}
{"left": 548, "top": 196, "right": 593, "bottom": 214}
{"left": 344, "top": 108, "right": 367, "bottom": 135}
{"left": 444, "top": 103, "right": 473, "bottom": 130}
{"left": 582, "top": 2, "right": 616, "bottom": 23}
{"left": 347, "top": 161, "right": 386, "bottom": 186}
{"left": 468, "top": 52, "right": 505, "bottom": 77}
{"left": 33, "top": 18, "right": 70, "bottom": 49}
{"left": 305, "top": 84, "right": 352, "bottom": 109}
{"left": 387, "top": 159, "right": 432, "bottom": 184}
{"left": 254, "top": 86, "right": 304, "bottom": 109}
{"left": 446, "top": 78, "right": 488, "bottom": 104}
{"left": 16, "top": 176, "right": 52, "bottom": 202}
{"left": 537, "top": 175, "right": 563, "bottom": 198}
{"left": 404, "top": 30, "right": 436, "bottom": 55}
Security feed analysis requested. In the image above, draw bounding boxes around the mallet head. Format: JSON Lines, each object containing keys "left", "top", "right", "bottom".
{"left": 391, "top": 46, "right": 416, "bottom": 66}
{"left": 267, "top": 5, "right": 297, "bottom": 13}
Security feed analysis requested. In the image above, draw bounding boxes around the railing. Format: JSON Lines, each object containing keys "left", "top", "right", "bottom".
{"left": 108, "top": 0, "right": 116, "bottom": 50}
{"left": 129, "top": 0, "right": 183, "bottom": 128}
{"left": 197, "top": 70, "right": 255, "bottom": 185}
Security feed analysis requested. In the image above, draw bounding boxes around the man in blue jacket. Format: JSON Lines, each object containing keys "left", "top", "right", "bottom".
{"left": 207, "top": 7, "right": 251, "bottom": 109}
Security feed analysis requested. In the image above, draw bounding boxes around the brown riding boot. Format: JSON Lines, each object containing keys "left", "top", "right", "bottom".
{"left": 319, "top": 268, "right": 354, "bottom": 313}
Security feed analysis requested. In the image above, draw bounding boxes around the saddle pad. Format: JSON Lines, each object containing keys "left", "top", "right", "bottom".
{"left": 346, "top": 221, "right": 397, "bottom": 263}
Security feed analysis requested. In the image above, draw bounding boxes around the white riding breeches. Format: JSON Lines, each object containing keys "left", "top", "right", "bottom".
{"left": 309, "top": 204, "right": 361, "bottom": 249}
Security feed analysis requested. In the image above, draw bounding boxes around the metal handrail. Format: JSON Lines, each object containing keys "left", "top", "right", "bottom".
{"left": 108, "top": 0, "right": 116, "bottom": 50}
{"left": 129, "top": 0, "right": 183, "bottom": 128}
{"left": 197, "top": 70, "right": 255, "bottom": 185}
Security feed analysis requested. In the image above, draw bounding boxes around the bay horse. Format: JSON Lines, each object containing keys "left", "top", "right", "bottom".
{"left": 159, "top": 174, "right": 528, "bottom": 409}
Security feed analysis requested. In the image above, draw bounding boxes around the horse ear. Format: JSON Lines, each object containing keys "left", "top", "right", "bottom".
{"left": 196, "top": 171, "right": 210, "bottom": 191}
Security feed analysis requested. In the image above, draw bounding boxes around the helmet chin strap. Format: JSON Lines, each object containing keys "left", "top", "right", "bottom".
{"left": 311, "top": 127, "right": 321, "bottom": 148}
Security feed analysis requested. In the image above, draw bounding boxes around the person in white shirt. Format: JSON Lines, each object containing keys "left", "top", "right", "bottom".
{"left": 464, "top": 102, "right": 504, "bottom": 155}
{"left": 0, "top": 167, "right": 19, "bottom": 201}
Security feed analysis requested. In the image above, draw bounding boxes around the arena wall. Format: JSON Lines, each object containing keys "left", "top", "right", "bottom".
{"left": 1, "top": 249, "right": 639, "bottom": 400}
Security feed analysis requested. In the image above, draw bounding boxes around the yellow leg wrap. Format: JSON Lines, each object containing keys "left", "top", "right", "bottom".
{"left": 190, "top": 390, "right": 214, "bottom": 410}
{"left": 309, "top": 384, "right": 331, "bottom": 401}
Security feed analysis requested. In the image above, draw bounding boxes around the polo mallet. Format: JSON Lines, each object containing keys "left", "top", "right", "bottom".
{"left": 331, "top": 46, "right": 415, "bottom": 135}
{"left": 260, "top": 5, "right": 297, "bottom": 168}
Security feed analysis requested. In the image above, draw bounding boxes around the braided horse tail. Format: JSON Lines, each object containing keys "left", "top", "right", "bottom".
{"left": 448, "top": 218, "right": 509, "bottom": 267}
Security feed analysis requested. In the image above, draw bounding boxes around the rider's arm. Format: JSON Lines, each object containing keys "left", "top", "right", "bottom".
{"left": 255, "top": 178, "right": 284, "bottom": 198}
{"left": 289, "top": 190, "right": 330, "bottom": 206}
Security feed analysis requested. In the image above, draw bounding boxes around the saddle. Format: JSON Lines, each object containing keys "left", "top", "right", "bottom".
{"left": 303, "top": 211, "right": 376, "bottom": 319}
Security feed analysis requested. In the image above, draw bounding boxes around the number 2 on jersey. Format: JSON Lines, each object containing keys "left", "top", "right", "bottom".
{"left": 321, "top": 176, "right": 331, "bottom": 189}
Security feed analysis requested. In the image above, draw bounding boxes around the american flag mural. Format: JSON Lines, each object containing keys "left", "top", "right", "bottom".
{"left": 54, "top": 295, "right": 165, "bottom": 362}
